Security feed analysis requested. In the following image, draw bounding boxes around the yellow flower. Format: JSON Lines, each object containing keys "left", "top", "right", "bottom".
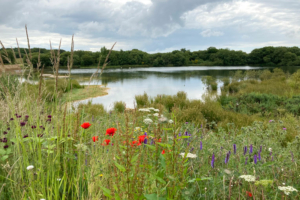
{"left": 99, "top": 174, "right": 103, "bottom": 177}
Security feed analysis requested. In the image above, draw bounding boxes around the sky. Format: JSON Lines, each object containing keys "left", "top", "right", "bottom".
{"left": 0, "top": 0, "right": 299, "bottom": 53}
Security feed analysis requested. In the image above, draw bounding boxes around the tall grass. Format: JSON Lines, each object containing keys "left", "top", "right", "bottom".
{"left": 0, "top": 27, "right": 299, "bottom": 200}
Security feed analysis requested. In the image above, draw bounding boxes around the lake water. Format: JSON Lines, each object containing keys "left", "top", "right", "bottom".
{"left": 54, "top": 66, "right": 277, "bottom": 110}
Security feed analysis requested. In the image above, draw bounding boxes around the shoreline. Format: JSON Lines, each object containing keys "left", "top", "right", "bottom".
{"left": 70, "top": 86, "right": 110, "bottom": 104}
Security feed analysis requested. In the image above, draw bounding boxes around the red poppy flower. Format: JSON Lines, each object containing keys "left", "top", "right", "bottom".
{"left": 131, "top": 140, "right": 139, "bottom": 147}
{"left": 138, "top": 135, "right": 148, "bottom": 143}
{"left": 81, "top": 122, "right": 91, "bottom": 129}
{"left": 246, "top": 191, "right": 253, "bottom": 197}
{"left": 137, "top": 142, "right": 142, "bottom": 146}
{"left": 92, "top": 136, "right": 98, "bottom": 142}
{"left": 155, "top": 138, "right": 162, "bottom": 143}
{"left": 102, "top": 139, "right": 110, "bottom": 146}
{"left": 161, "top": 150, "right": 165, "bottom": 154}
{"left": 106, "top": 128, "right": 117, "bottom": 136}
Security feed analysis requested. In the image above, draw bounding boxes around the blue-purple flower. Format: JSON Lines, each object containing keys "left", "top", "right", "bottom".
{"left": 254, "top": 154, "right": 257, "bottom": 164}
{"left": 211, "top": 153, "right": 215, "bottom": 168}
{"left": 249, "top": 144, "right": 253, "bottom": 154}
{"left": 233, "top": 144, "right": 237, "bottom": 154}
{"left": 243, "top": 146, "right": 247, "bottom": 155}
{"left": 200, "top": 141, "right": 202, "bottom": 150}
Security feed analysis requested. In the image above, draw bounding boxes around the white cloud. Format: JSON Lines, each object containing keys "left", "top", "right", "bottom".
{"left": 201, "top": 29, "right": 224, "bottom": 37}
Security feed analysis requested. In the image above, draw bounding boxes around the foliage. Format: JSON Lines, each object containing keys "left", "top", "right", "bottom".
{"left": 113, "top": 101, "right": 126, "bottom": 113}
{"left": 0, "top": 73, "right": 19, "bottom": 100}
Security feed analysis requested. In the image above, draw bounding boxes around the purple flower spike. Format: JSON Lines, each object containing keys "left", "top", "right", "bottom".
{"left": 144, "top": 138, "right": 148, "bottom": 144}
{"left": 4, "top": 145, "right": 9, "bottom": 149}
{"left": 283, "top": 128, "right": 286, "bottom": 130}
{"left": 144, "top": 132, "right": 147, "bottom": 136}
{"left": 10, "top": 118, "right": 14, "bottom": 121}
{"left": 245, "top": 157, "right": 248, "bottom": 165}
{"left": 150, "top": 139, "right": 154, "bottom": 145}
{"left": 243, "top": 146, "right": 247, "bottom": 155}
{"left": 291, "top": 151, "right": 295, "bottom": 162}
{"left": 211, "top": 153, "right": 215, "bottom": 168}
{"left": 48, "top": 115, "right": 52, "bottom": 119}
{"left": 258, "top": 152, "right": 261, "bottom": 161}
{"left": 190, "top": 147, "right": 194, "bottom": 152}
{"left": 3, "top": 138, "right": 7, "bottom": 143}
{"left": 254, "top": 154, "right": 257, "bottom": 164}
{"left": 233, "top": 144, "right": 237, "bottom": 154}
{"left": 249, "top": 144, "right": 253, "bottom": 154}
{"left": 225, "top": 151, "right": 230, "bottom": 164}
{"left": 20, "top": 122, "right": 26, "bottom": 127}
{"left": 3, "top": 131, "right": 7, "bottom": 135}
{"left": 200, "top": 141, "right": 203, "bottom": 150}
{"left": 260, "top": 145, "right": 262, "bottom": 153}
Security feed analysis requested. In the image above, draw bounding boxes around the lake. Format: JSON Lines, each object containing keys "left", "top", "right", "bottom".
{"left": 52, "top": 66, "right": 285, "bottom": 110}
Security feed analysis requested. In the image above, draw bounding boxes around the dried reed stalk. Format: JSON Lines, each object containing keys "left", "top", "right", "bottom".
{"left": 55, "top": 39, "right": 62, "bottom": 93}
{"left": 70, "top": 35, "right": 74, "bottom": 70}
{"left": 49, "top": 41, "right": 56, "bottom": 74}
{"left": 0, "top": 52, "right": 5, "bottom": 73}
{"left": 0, "top": 41, "right": 11, "bottom": 64}
{"left": 89, "top": 55, "right": 102, "bottom": 84}
{"left": 11, "top": 46, "right": 17, "bottom": 63}
{"left": 100, "top": 42, "right": 116, "bottom": 76}
{"left": 16, "top": 38, "right": 22, "bottom": 59}
{"left": 38, "top": 64, "right": 45, "bottom": 102}
{"left": 25, "top": 24, "right": 31, "bottom": 59}
{"left": 37, "top": 49, "right": 41, "bottom": 70}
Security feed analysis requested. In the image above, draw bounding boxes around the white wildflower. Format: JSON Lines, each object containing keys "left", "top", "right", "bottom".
{"left": 283, "top": 183, "right": 285, "bottom": 185}
{"left": 57, "top": 178, "right": 61, "bottom": 181}
{"left": 26, "top": 165, "right": 34, "bottom": 170}
{"left": 148, "top": 107, "right": 155, "bottom": 110}
{"left": 239, "top": 175, "right": 255, "bottom": 182}
{"left": 179, "top": 153, "right": 197, "bottom": 158}
{"left": 153, "top": 113, "right": 159, "bottom": 117}
{"left": 143, "top": 118, "right": 153, "bottom": 124}
{"left": 154, "top": 109, "right": 160, "bottom": 112}
{"left": 139, "top": 108, "right": 150, "bottom": 112}
{"left": 158, "top": 117, "right": 168, "bottom": 123}
{"left": 134, "top": 127, "right": 143, "bottom": 132}
{"left": 269, "top": 148, "right": 272, "bottom": 152}
{"left": 278, "top": 186, "right": 298, "bottom": 195}
{"left": 168, "top": 120, "right": 174, "bottom": 124}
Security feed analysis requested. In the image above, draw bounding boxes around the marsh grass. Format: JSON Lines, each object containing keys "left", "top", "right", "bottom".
{"left": 0, "top": 27, "right": 299, "bottom": 200}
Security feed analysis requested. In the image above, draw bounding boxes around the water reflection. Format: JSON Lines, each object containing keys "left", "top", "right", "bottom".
{"left": 56, "top": 66, "right": 271, "bottom": 110}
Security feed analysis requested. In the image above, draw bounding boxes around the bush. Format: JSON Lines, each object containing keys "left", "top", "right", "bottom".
{"left": 113, "top": 101, "right": 126, "bottom": 113}
{"left": 135, "top": 92, "right": 149, "bottom": 107}
{"left": 78, "top": 101, "right": 106, "bottom": 117}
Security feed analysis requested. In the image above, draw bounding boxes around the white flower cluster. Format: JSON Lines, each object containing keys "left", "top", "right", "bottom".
{"left": 278, "top": 186, "right": 298, "bottom": 195}
{"left": 135, "top": 127, "right": 143, "bottom": 132}
{"left": 27, "top": 165, "right": 34, "bottom": 170}
{"left": 139, "top": 108, "right": 151, "bottom": 112}
{"left": 143, "top": 118, "right": 153, "bottom": 124}
{"left": 168, "top": 120, "right": 174, "bottom": 124}
{"left": 239, "top": 175, "right": 256, "bottom": 182}
{"left": 179, "top": 153, "right": 197, "bottom": 158}
{"left": 153, "top": 113, "right": 159, "bottom": 117}
{"left": 154, "top": 109, "right": 159, "bottom": 112}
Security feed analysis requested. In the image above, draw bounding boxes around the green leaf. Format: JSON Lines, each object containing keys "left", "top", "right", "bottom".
{"left": 156, "top": 143, "right": 171, "bottom": 148}
{"left": 144, "top": 194, "right": 166, "bottom": 200}
{"left": 155, "top": 176, "right": 166, "bottom": 185}
{"left": 131, "top": 153, "right": 140, "bottom": 164}
{"left": 0, "top": 149, "right": 6, "bottom": 155}
{"left": 145, "top": 144, "right": 156, "bottom": 150}
{"left": 1, "top": 155, "right": 9, "bottom": 161}
{"left": 114, "top": 162, "right": 126, "bottom": 172}
{"left": 180, "top": 136, "right": 191, "bottom": 139}
{"left": 144, "top": 194, "right": 158, "bottom": 200}
{"left": 195, "top": 177, "right": 213, "bottom": 181}
{"left": 100, "top": 186, "right": 113, "bottom": 198}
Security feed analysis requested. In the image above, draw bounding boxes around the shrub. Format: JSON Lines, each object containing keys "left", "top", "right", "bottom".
{"left": 113, "top": 101, "right": 126, "bottom": 113}
{"left": 135, "top": 92, "right": 149, "bottom": 107}
{"left": 78, "top": 101, "right": 106, "bottom": 117}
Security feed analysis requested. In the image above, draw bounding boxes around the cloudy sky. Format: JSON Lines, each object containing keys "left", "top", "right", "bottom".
{"left": 0, "top": 0, "right": 299, "bottom": 53}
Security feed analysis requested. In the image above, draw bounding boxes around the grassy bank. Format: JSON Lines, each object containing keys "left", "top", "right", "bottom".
{"left": 0, "top": 68, "right": 299, "bottom": 199}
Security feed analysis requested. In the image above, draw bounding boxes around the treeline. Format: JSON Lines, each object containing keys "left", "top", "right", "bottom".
{"left": 1, "top": 46, "right": 300, "bottom": 68}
